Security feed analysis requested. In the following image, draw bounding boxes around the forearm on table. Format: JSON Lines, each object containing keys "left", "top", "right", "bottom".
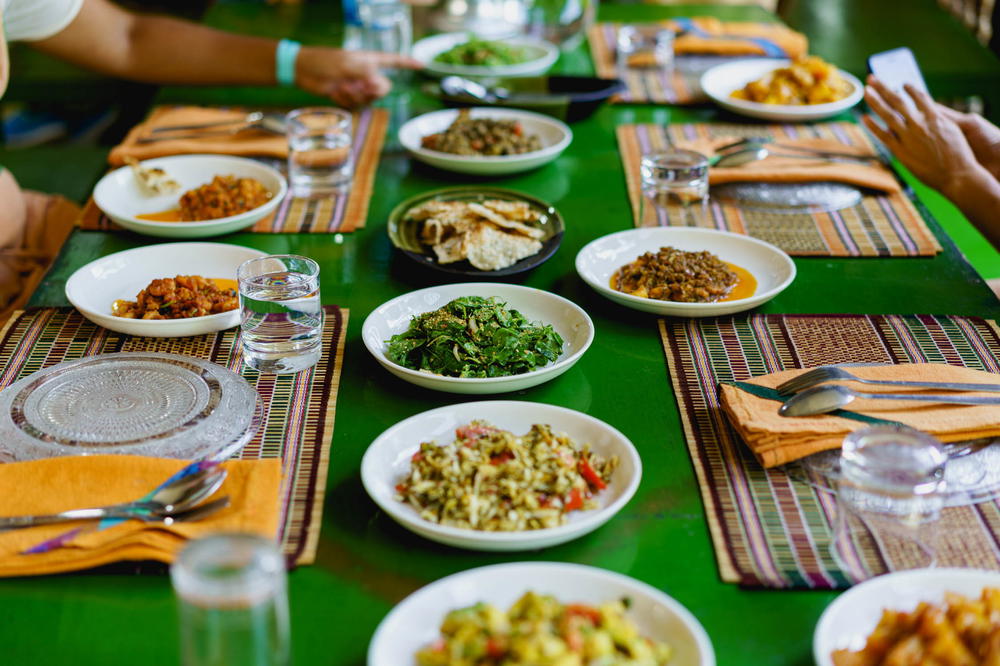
{"left": 943, "top": 166, "right": 1000, "bottom": 252}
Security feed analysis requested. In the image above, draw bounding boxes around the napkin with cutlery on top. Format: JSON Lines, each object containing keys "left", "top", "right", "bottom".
{"left": 719, "top": 363, "right": 1000, "bottom": 469}
{"left": 665, "top": 17, "right": 808, "bottom": 59}
{"left": 108, "top": 106, "right": 288, "bottom": 166}
{"left": 0, "top": 455, "right": 282, "bottom": 577}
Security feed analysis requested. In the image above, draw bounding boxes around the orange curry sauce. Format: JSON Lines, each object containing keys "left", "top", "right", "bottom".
{"left": 135, "top": 209, "right": 184, "bottom": 222}
{"left": 610, "top": 261, "right": 757, "bottom": 303}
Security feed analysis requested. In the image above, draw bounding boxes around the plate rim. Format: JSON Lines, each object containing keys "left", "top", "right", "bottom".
{"left": 413, "top": 32, "right": 559, "bottom": 78}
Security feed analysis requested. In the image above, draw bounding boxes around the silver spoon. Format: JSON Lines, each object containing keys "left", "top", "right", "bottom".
{"left": 713, "top": 146, "right": 875, "bottom": 168}
{"left": 440, "top": 76, "right": 507, "bottom": 102}
{"left": 778, "top": 384, "right": 1000, "bottom": 417}
{"left": 0, "top": 467, "right": 228, "bottom": 529}
{"left": 138, "top": 114, "right": 285, "bottom": 143}
{"left": 716, "top": 136, "right": 883, "bottom": 162}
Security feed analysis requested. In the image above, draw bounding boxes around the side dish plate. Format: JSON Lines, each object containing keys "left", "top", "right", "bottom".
{"left": 412, "top": 32, "right": 559, "bottom": 78}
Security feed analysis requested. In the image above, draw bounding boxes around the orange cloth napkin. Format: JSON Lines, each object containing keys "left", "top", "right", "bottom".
{"left": 720, "top": 364, "right": 1000, "bottom": 469}
{"left": 0, "top": 456, "right": 282, "bottom": 577}
{"left": 108, "top": 106, "right": 288, "bottom": 166}
{"left": 665, "top": 17, "right": 808, "bottom": 59}
{"left": 677, "top": 136, "right": 899, "bottom": 194}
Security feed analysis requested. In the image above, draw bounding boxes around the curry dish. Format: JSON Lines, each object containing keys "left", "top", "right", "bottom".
{"left": 730, "top": 56, "right": 853, "bottom": 106}
{"left": 421, "top": 110, "right": 542, "bottom": 156}
{"left": 612, "top": 246, "right": 754, "bottom": 303}
{"left": 112, "top": 275, "right": 238, "bottom": 320}
{"left": 177, "top": 175, "right": 271, "bottom": 221}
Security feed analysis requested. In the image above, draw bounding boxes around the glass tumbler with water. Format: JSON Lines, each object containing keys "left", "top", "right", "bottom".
{"left": 238, "top": 255, "right": 322, "bottom": 375}
{"left": 171, "top": 534, "right": 290, "bottom": 666}
{"left": 617, "top": 25, "right": 674, "bottom": 74}
{"left": 832, "top": 425, "right": 947, "bottom": 574}
{"left": 357, "top": 0, "right": 412, "bottom": 57}
{"left": 640, "top": 150, "right": 710, "bottom": 225}
{"left": 286, "top": 108, "right": 353, "bottom": 197}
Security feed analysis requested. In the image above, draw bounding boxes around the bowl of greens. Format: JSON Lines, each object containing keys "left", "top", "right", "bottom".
{"left": 412, "top": 32, "right": 559, "bottom": 79}
{"left": 362, "top": 284, "right": 594, "bottom": 394}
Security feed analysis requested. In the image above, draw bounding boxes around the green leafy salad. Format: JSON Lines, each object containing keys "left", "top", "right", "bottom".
{"left": 433, "top": 37, "right": 530, "bottom": 67}
{"left": 386, "top": 296, "right": 564, "bottom": 378}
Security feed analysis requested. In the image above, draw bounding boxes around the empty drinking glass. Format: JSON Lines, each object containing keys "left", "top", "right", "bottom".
{"left": 238, "top": 255, "right": 323, "bottom": 375}
{"left": 617, "top": 25, "right": 674, "bottom": 74}
{"left": 639, "top": 150, "right": 710, "bottom": 225}
{"left": 831, "top": 425, "right": 947, "bottom": 578}
{"left": 171, "top": 534, "right": 290, "bottom": 666}
{"left": 285, "top": 107, "right": 353, "bottom": 197}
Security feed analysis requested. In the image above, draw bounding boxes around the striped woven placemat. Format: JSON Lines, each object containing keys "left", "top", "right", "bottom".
{"left": 588, "top": 23, "right": 701, "bottom": 104}
{"left": 660, "top": 313, "right": 1000, "bottom": 588}
{"left": 78, "top": 108, "right": 387, "bottom": 233}
{"left": 618, "top": 122, "right": 942, "bottom": 256}
{"left": 0, "top": 306, "right": 348, "bottom": 567}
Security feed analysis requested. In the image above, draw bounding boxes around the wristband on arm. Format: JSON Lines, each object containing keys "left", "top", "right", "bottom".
{"left": 275, "top": 39, "right": 302, "bottom": 88}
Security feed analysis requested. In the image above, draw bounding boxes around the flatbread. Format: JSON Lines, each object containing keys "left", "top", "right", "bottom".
{"left": 125, "top": 157, "right": 180, "bottom": 195}
{"left": 464, "top": 223, "right": 543, "bottom": 271}
{"left": 467, "top": 203, "right": 544, "bottom": 239}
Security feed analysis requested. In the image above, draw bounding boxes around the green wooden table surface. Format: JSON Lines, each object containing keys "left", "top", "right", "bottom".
{"left": 5, "top": 3, "right": 1000, "bottom": 665}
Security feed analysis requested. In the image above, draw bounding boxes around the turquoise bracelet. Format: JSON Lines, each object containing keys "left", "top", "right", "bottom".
{"left": 275, "top": 39, "right": 302, "bottom": 88}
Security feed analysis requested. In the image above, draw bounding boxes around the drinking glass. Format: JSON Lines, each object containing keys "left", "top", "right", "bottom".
{"left": 357, "top": 0, "right": 412, "bottom": 57}
{"left": 831, "top": 425, "right": 947, "bottom": 579}
{"left": 617, "top": 25, "right": 674, "bottom": 74}
{"left": 171, "top": 534, "right": 290, "bottom": 666}
{"left": 639, "top": 150, "right": 710, "bottom": 225}
{"left": 238, "top": 255, "right": 322, "bottom": 375}
{"left": 285, "top": 107, "right": 353, "bottom": 197}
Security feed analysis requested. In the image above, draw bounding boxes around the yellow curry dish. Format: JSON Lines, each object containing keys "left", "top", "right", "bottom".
{"left": 730, "top": 56, "right": 854, "bottom": 106}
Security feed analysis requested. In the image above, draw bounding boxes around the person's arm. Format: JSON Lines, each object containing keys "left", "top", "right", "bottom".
{"left": 31, "top": 0, "right": 420, "bottom": 106}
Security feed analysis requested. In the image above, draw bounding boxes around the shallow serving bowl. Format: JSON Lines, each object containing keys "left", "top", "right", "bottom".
{"left": 93, "top": 154, "right": 287, "bottom": 238}
{"left": 361, "top": 400, "right": 641, "bottom": 551}
{"left": 398, "top": 107, "right": 572, "bottom": 175}
{"left": 361, "top": 283, "right": 593, "bottom": 394}
{"left": 412, "top": 32, "right": 559, "bottom": 79}
{"left": 368, "top": 562, "right": 715, "bottom": 666}
{"left": 575, "top": 227, "right": 796, "bottom": 317}
{"left": 700, "top": 58, "right": 863, "bottom": 122}
{"left": 65, "top": 242, "right": 266, "bottom": 337}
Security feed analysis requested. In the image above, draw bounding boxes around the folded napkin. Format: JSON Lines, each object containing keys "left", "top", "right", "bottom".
{"left": 677, "top": 136, "right": 899, "bottom": 194}
{"left": 665, "top": 17, "right": 808, "bottom": 59}
{"left": 0, "top": 455, "right": 282, "bottom": 577}
{"left": 108, "top": 106, "right": 288, "bottom": 166}
{"left": 719, "top": 364, "right": 1000, "bottom": 469}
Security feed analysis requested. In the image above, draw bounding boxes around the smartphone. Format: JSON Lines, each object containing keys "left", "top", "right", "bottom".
{"left": 867, "top": 47, "right": 929, "bottom": 96}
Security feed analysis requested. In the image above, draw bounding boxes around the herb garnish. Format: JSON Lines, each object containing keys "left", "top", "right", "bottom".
{"left": 386, "top": 296, "right": 564, "bottom": 378}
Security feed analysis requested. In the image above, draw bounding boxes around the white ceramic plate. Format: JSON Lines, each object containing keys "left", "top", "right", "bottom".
{"left": 361, "top": 401, "right": 641, "bottom": 551}
{"left": 575, "top": 227, "right": 796, "bottom": 317}
{"left": 398, "top": 107, "right": 572, "bottom": 175}
{"left": 700, "top": 58, "right": 863, "bottom": 121}
{"left": 368, "top": 562, "right": 716, "bottom": 666}
{"left": 65, "top": 242, "right": 266, "bottom": 337}
{"left": 412, "top": 32, "right": 559, "bottom": 78}
{"left": 362, "top": 283, "right": 593, "bottom": 394}
{"left": 814, "top": 568, "right": 1000, "bottom": 665}
{"left": 93, "top": 155, "right": 287, "bottom": 238}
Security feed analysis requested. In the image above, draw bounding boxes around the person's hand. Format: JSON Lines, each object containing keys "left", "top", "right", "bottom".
{"left": 295, "top": 47, "right": 422, "bottom": 107}
{"left": 935, "top": 105, "right": 1000, "bottom": 180}
{"left": 862, "top": 76, "right": 982, "bottom": 198}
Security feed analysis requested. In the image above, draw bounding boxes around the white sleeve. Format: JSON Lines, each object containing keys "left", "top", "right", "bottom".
{"left": 2, "top": 0, "right": 85, "bottom": 42}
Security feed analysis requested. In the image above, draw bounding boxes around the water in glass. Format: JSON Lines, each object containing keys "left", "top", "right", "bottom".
{"left": 640, "top": 150, "right": 709, "bottom": 225}
{"left": 358, "top": 0, "right": 412, "bottom": 55}
{"left": 286, "top": 108, "right": 353, "bottom": 197}
{"left": 238, "top": 255, "right": 322, "bottom": 375}
{"left": 617, "top": 26, "right": 674, "bottom": 73}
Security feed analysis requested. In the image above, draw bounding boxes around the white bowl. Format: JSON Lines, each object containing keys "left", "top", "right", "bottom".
{"left": 361, "top": 283, "right": 593, "bottom": 394}
{"left": 700, "top": 58, "right": 863, "bottom": 121}
{"left": 65, "top": 242, "right": 266, "bottom": 337}
{"left": 368, "top": 562, "right": 715, "bottom": 666}
{"left": 814, "top": 568, "right": 1000, "bottom": 665}
{"left": 575, "top": 227, "right": 796, "bottom": 317}
{"left": 93, "top": 155, "right": 287, "bottom": 238}
{"left": 361, "top": 400, "right": 641, "bottom": 551}
{"left": 412, "top": 32, "right": 559, "bottom": 78}
{"left": 398, "top": 108, "right": 572, "bottom": 175}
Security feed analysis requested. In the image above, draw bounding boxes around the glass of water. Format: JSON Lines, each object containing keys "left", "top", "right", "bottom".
{"left": 640, "top": 150, "right": 710, "bottom": 225}
{"left": 617, "top": 25, "right": 674, "bottom": 74}
{"left": 238, "top": 255, "right": 322, "bottom": 375}
{"left": 171, "top": 534, "right": 290, "bottom": 666}
{"left": 831, "top": 425, "right": 947, "bottom": 578}
{"left": 357, "top": 0, "right": 412, "bottom": 57}
{"left": 285, "top": 107, "right": 353, "bottom": 197}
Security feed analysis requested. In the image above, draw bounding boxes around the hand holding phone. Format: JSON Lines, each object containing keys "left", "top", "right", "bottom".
{"left": 867, "top": 47, "right": 929, "bottom": 96}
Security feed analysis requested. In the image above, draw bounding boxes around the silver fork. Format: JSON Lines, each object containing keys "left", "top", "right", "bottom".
{"left": 776, "top": 364, "right": 1000, "bottom": 396}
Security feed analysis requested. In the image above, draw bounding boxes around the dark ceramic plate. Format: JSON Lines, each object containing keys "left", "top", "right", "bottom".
{"left": 387, "top": 186, "right": 564, "bottom": 278}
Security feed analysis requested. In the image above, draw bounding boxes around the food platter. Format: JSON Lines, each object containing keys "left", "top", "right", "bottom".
{"left": 398, "top": 107, "right": 572, "bottom": 175}
{"left": 368, "top": 562, "right": 715, "bottom": 666}
{"left": 700, "top": 58, "right": 863, "bottom": 121}
{"left": 575, "top": 227, "right": 796, "bottom": 317}
{"left": 411, "top": 32, "right": 559, "bottom": 79}
{"left": 813, "top": 568, "right": 1000, "bottom": 666}
{"left": 386, "top": 186, "right": 564, "bottom": 276}
{"left": 361, "top": 400, "right": 641, "bottom": 551}
{"left": 361, "top": 283, "right": 593, "bottom": 394}
{"left": 93, "top": 154, "right": 287, "bottom": 238}
{"left": 65, "top": 242, "right": 266, "bottom": 337}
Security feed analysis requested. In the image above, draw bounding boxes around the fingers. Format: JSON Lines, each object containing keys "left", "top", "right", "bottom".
{"left": 368, "top": 51, "right": 424, "bottom": 70}
{"left": 864, "top": 81, "right": 908, "bottom": 137}
{"left": 904, "top": 83, "right": 937, "bottom": 120}
{"left": 861, "top": 112, "right": 896, "bottom": 149}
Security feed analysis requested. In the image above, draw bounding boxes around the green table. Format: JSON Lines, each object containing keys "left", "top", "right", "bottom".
{"left": 6, "top": 3, "right": 1000, "bottom": 664}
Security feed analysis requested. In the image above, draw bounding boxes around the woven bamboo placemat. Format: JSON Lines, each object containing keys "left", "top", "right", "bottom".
{"left": 618, "top": 121, "right": 942, "bottom": 256}
{"left": 78, "top": 108, "right": 387, "bottom": 233}
{"left": 0, "top": 306, "right": 348, "bottom": 567}
{"left": 660, "top": 313, "right": 1000, "bottom": 588}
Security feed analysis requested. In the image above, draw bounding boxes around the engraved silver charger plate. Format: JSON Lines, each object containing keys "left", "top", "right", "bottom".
{"left": 712, "top": 182, "right": 864, "bottom": 213}
{"left": 0, "top": 352, "right": 262, "bottom": 462}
